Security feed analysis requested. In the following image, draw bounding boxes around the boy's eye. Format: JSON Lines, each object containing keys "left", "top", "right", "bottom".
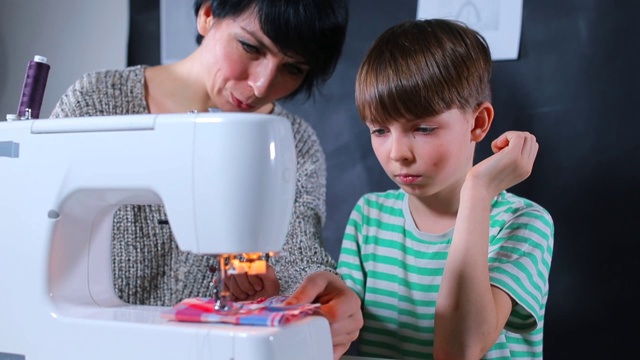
{"left": 416, "top": 126, "right": 435, "bottom": 134}
{"left": 370, "top": 128, "right": 387, "bottom": 136}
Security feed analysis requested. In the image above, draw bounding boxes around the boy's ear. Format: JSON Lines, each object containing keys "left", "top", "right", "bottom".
{"left": 470, "top": 102, "right": 494, "bottom": 142}
{"left": 196, "top": 3, "right": 214, "bottom": 36}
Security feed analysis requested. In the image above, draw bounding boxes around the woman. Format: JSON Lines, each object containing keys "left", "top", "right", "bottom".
{"left": 51, "top": 1, "right": 361, "bottom": 358}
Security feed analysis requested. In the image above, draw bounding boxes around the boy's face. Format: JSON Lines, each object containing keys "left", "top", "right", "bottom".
{"left": 367, "top": 108, "right": 477, "bottom": 199}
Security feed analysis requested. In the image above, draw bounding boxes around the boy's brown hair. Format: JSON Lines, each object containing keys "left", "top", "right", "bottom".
{"left": 356, "top": 19, "right": 492, "bottom": 125}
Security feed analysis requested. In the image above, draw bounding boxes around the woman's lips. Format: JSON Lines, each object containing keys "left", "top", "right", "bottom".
{"left": 231, "top": 94, "right": 254, "bottom": 111}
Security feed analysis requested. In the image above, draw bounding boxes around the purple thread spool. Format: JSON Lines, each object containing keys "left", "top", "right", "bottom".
{"left": 17, "top": 55, "right": 50, "bottom": 119}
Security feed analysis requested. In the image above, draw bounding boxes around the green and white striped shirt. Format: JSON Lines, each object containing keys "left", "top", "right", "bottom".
{"left": 337, "top": 189, "right": 554, "bottom": 359}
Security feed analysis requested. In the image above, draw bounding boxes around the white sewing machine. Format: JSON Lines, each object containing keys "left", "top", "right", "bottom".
{"left": 0, "top": 113, "right": 333, "bottom": 360}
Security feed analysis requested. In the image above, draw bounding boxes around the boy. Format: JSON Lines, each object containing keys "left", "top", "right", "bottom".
{"left": 337, "top": 19, "right": 554, "bottom": 359}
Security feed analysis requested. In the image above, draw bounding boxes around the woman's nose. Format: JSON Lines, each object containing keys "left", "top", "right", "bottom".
{"left": 248, "top": 61, "right": 278, "bottom": 98}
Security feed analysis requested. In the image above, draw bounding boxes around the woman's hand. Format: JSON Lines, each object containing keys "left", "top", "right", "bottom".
{"left": 223, "top": 264, "right": 281, "bottom": 301}
{"left": 284, "top": 271, "right": 363, "bottom": 360}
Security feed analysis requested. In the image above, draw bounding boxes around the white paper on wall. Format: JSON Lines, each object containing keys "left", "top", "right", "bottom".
{"left": 416, "top": 0, "right": 523, "bottom": 61}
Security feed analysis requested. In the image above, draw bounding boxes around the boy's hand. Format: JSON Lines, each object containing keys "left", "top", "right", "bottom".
{"left": 468, "top": 131, "right": 539, "bottom": 197}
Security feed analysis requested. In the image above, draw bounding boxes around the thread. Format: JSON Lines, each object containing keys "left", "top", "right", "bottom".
{"left": 17, "top": 55, "right": 50, "bottom": 119}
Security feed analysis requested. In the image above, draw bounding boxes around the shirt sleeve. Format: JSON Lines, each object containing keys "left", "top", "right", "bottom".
{"left": 337, "top": 197, "right": 366, "bottom": 301}
{"left": 488, "top": 205, "right": 554, "bottom": 333}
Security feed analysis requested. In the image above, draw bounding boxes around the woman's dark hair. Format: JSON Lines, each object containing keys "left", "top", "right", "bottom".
{"left": 193, "top": 0, "right": 348, "bottom": 100}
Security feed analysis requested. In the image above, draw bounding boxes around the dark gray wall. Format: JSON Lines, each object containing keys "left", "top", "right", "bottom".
{"left": 129, "top": 1, "right": 640, "bottom": 358}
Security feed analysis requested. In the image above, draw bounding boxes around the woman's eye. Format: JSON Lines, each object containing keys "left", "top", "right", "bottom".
{"left": 241, "top": 41, "right": 260, "bottom": 54}
{"left": 285, "top": 64, "right": 306, "bottom": 77}
{"left": 371, "top": 128, "right": 387, "bottom": 136}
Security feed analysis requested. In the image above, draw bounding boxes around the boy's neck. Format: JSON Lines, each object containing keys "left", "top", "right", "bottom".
{"left": 407, "top": 193, "right": 458, "bottom": 234}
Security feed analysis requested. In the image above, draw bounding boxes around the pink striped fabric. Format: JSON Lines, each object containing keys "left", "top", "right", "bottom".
{"left": 161, "top": 295, "right": 322, "bottom": 326}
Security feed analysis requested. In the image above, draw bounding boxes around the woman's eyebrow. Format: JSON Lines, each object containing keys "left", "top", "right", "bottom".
{"left": 239, "top": 25, "right": 308, "bottom": 65}
{"left": 239, "top": 25, "right": 269, "bottom": 48}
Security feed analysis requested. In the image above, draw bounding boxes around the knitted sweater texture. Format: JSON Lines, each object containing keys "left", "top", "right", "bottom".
{"left": 50, "top": 65, "right": 337, "bottom": 306}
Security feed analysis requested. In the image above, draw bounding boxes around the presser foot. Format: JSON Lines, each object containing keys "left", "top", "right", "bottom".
{"left": 208, "top": 252, "right": 281, "bottom": 311}
{"left": 209, "top": 263, "right": 232, "bottom": 311}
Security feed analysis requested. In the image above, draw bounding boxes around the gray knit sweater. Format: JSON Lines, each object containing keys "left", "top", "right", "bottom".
{"left": 50, "top": 65, "right": 337, "bottom": 306}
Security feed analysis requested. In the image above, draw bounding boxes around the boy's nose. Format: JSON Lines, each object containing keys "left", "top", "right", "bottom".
{"left": 389, "top": 135, "right": 414, "bottom": 162}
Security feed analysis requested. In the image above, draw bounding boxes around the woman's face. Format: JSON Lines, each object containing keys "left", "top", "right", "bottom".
{"left": 197, "top": 6, "right": 309, "bottom": 112}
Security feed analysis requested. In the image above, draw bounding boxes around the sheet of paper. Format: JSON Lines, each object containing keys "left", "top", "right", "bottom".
{"left": 416, "top": 0, "right": 523, "bottom": 61}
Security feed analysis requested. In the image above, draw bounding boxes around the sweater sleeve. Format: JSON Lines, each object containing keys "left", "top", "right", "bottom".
{"left": 270, "top": 109, "right": 337, "bottom": 295}
{"left": 49, "top": 66, "right": 148, "bottom": 118}
{"left": 49, "top": 74, "right": 91, "bottom": 118}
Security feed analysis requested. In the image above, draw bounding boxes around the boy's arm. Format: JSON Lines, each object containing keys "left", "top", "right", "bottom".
{"left": 434, "top": 131, "right": 539, "bottom": 359}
